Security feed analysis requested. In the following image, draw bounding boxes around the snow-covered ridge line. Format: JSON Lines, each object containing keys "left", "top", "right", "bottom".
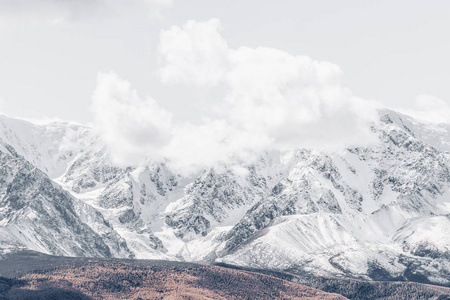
{"left": 0, "top": 109, "right": 449, "bottom": 286}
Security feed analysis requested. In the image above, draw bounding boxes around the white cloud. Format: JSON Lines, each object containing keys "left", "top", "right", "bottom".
{"left": 222, "top": 46, "right": 376, "bottom": 149}
{"left": 163, "top": 119, "right": 272, "bottom": 174}
{"left": 91, "top": 72, "right": 271, "bottom": 174}
{"left": 92, "top": 19, "right": 380, "bottom": 175}
{"left": 158, "top": 18, "right": 229, "bottom": 86}
{"left": 399, "top": 94, "right": 450, "bottom": 124}
{"left": 91, "top": 72, "right": 172, "bottom": 166}
{"left": 158, "top": 19, "right": 378, "bottom": 149}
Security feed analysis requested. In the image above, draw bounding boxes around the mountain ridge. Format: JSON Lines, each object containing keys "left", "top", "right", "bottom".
{"left": 0, "top": 110, "right": 449, "bottom": 286}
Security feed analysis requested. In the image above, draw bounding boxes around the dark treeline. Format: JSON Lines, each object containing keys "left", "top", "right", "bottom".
{"left": 294, "top": 275, "right": 450, "bottom": 300}
{"left": 0, "top": 260, "right": 345, "bottom": 300}
{"left": 3, "top": 252, "right": 450, "bottom": 299}
{"left": 216, "top": 263, "right": 450, "bottom": 300}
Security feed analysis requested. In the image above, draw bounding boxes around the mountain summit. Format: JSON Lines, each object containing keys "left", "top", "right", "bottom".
{"left": 0, "top": 110, "right": 449, "bottom": 285}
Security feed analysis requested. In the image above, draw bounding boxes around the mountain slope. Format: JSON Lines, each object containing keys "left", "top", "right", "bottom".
{"left": 217, "top": 110, "right": 450, "bottom": 284}
{"left": 0, "top": 251, "right": 346, "bottom": 300}
{"left": 0, "top": 144, "right": 121, "bottom": 257}
{"left": 0, "top": 110, "right": 449, "bottom": 286}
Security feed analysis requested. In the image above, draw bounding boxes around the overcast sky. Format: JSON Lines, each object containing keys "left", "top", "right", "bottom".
{"left": 0, "top": 0, "right": 449, "bottom": 172}
{"left": 0, "top": 0, "right": 449, "bottom": 124}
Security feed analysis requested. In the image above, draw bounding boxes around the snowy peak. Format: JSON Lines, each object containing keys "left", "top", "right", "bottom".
{"left": 0, "top": 115, "right": 95, "bottom": 179}
{"left": 379, "top": 109, "right": 450, "bottom": 152}
{"left": 0, "top": 110, "right": 450, "bottom": 285}
{"left": 0, "top": 145, "right": 117, "bottom": 257}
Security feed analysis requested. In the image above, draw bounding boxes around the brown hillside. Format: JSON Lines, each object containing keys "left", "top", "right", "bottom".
{"left": 2, "top": 259, "right": 346, "bottom": 300}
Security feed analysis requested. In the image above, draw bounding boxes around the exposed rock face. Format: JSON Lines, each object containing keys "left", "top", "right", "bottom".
{"left": 0, "top": 146, "right": 115, "bottom": 257}
{"left": 0, "top": 110, "right": 450, "bottom": 286}
{"left": 217, "top": 111, "right": 450, "bottom": 285}
{"left": 165, "top": 167, "right": 270, "bottom": 240}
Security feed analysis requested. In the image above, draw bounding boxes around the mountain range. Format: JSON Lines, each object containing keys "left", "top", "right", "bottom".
{"left": 0, "top": 109, "right": 449, "bottom": 286}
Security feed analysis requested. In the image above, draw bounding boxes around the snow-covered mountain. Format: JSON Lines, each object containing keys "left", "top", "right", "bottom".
{"left": 0, "top": 110, "right": 449, "bottom": 285}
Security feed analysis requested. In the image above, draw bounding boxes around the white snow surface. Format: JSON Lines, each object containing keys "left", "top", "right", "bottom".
{"left": 0, "top": 110, "right": 450, "bottom": 284}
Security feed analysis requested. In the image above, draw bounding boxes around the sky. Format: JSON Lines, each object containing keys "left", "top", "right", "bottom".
{"left": 0, "top": 0, "right": 449, "bottom": 173}
{"left": 0, "top": 0, "right": 449, "bottom": 123}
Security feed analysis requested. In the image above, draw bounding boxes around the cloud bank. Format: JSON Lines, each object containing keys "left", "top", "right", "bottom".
{"left": 158, "top": 19, "right": 229, "bottom": 86}
{"left": 92, "top": 72, "right": 172, "bottom": 166}
{"left": 92, "top": 19, "right": 380, "bottom": 175}
{"left": 399, "top": 94, "right": 450, "bottom": 124}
